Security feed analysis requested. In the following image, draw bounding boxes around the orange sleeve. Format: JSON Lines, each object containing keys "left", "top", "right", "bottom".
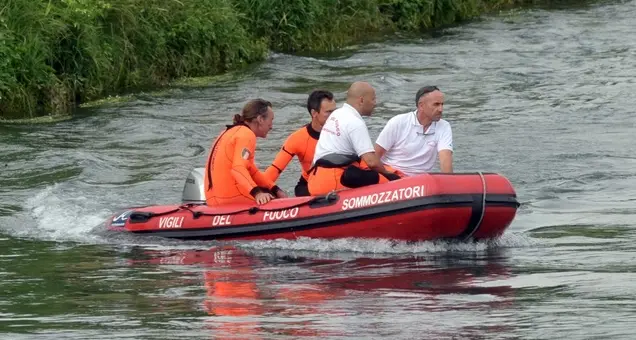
{"left": 250, "top": 163, "right": 276, "bottom": 190}
{"left": 230, "top": 131, "right": 260, "bottom": 197}
{"left": 264, "top": 134, "right": 297, "bottom": 182}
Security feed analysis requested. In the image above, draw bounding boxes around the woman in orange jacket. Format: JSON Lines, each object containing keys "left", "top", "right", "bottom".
{"left": 204, "top": 99, "right": 288, "bottom": 206}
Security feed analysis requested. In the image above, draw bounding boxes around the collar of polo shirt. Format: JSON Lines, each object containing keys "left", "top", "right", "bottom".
{"left": 411, "top": 111, "right": 436, "bottom": 135}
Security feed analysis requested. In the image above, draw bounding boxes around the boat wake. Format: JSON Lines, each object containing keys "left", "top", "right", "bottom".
{"left": 0, "top": 184, "right": 113, "bottom": 244}
{"left": 0, "top": 184, "right": 536, "bottom": 256}
{"left": 236, "top": 232, "right": 536, "bottom": 255}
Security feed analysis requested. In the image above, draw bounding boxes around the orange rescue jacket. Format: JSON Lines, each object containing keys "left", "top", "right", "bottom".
{"left": 265, "top": 123, "right": 320, "bottom": 183}
{"left": 204, "top": 124, "right": 277, "bottom": 206}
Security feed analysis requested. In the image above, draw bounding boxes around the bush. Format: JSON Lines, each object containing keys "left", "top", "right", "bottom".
{"left": 0, "top": 0, "right": 532, "bottom": 119}
{"left": 0, "top": 0, "right": 267, "bottom": 119}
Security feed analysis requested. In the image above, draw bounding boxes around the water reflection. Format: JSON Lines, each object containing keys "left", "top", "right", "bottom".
{"left": 128, "top": 245, "right": 516, "bottom": 339}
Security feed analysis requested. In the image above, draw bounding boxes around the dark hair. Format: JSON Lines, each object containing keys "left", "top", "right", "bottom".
{"left": 307, "top": 90, "right": 334, "bottom": 115}
{"left": 415, "top": 86, "right": 440, "bottom": 105}
{"left": 233, "top": 99, "right": 272, "bottom": 125}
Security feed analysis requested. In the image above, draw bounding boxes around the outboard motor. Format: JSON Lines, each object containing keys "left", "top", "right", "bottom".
{"left": 181, "top": 168, "right": 206, "bottom": 205}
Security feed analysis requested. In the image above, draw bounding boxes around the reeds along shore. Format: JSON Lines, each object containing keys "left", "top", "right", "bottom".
{"left": 0, "top": 0, "right": 516, "bottom": 120}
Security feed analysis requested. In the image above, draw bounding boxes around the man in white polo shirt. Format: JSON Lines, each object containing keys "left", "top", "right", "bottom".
{"left": 307, "top": 81, "right": 401, "bottom": 195}
{"left": 374, "top": 86, "right": 453, "bottom": 176}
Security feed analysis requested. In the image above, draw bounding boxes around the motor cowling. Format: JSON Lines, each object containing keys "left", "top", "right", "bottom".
{"left": 182, "top": 168, "right": 206, "bottom": 205}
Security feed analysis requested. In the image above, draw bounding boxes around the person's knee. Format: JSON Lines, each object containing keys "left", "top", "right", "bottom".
{"left": 382, "top": 172, "right": 401, "bottom": 181}
{"left": 383, "top": 165, "right": 406, "bottom": 179}
{"left": 307, "top": 174, "right": 326, "bottom": 196}
{"left": 340, "top": 165, "right": 380, "bottom": 188}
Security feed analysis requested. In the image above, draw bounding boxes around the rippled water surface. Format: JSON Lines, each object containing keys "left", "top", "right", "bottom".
{"left": 1, "top": 1, "right": 635, "bottom": 338}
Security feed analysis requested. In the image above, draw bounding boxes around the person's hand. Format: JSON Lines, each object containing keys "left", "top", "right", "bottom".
{"left": 255, "top": 192, "right": 274, "bottom": 205}
{"left": 270, "top": 185, "right": 288, "bottom": 199}
{"left": 275, "top": 189, "right": 288, "bottom": 199}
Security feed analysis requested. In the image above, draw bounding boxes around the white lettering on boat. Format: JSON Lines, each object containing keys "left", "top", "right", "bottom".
{"left": 341, "top": 185, "right": 426, "bottom": 211}
{"left": 212, "top": 215, "right": 231, "bottom": 226}
{"left": 263, "top": 207, "right": 299, "bottom": 221}
{"left": 159, "top": 216, "right": 184, "bottom": 229}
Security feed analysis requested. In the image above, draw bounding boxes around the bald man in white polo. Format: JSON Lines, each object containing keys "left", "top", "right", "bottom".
{"left": 374, "top": 86, "right": 454, "bottom": 176}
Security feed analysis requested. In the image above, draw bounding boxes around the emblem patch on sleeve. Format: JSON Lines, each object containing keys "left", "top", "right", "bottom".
{"left": 241, "top": 148, "right": 251, "bottom": 160}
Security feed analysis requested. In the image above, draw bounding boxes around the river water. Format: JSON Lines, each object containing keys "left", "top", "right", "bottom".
{"left": 1, "top": 0, "right": 635, "bottom": 339}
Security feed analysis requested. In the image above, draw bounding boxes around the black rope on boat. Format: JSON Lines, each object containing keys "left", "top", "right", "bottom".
{"left": 193, "top": 191, "right": 340, "bottom": 217}
{"left": 458, "top": 171, "right": 487, "bottom": 241}
{"left": 128, "top": 206, "right": 187, "bottom": 223}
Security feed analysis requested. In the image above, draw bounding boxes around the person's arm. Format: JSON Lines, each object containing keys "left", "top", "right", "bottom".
{"left": 359, "top": 152, "right": 398, "bottom": 178}
{"left": 230, "top": 133, "right": 270, "bottom": 198}
{"left": 351, "top": 124, "right": 397, "bottom": 179}
{"left": 437, "top": 123, "right": 454, "bottom": 173}
{"left": 264, "top": 134, "right": 296, "bottom": 182}
{"left": 250, "top": 164, "right": 287, "bottom": 198}
{"left": 439, "top": 150, "right": 453, "bottom": 173}
{"left": 250, "top": 165, "right": 276, "bottom": 191}
{"left": 373, "top": 143, "right": 386, "bottom": 160}
{"left": 374, "top": 119, "right": 397, "bottom": 161}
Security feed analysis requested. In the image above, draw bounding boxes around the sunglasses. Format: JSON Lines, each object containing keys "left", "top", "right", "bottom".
{"left": 415, "top": 86, "right": 440, "bottom": 105}
{"left": 415, "top": 121, "right": 436, "bottom": 136}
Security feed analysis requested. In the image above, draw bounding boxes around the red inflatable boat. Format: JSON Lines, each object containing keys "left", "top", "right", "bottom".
{"left": 106, "top": 168, "right": 519, "bottom": 242}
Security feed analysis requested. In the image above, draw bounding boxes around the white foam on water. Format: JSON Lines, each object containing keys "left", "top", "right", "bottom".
{"left": 490, "top": 232, "right": 540, "bottom": 248}
{"left": 1, "top": 184, "right": 113, "bottom": 244}
{"left": 238, "top": 231, "right": 537, "bottom": 256}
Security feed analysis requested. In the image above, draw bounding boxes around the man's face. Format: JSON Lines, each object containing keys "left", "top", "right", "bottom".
{"left": 418, "top": 90, "right": 444, "bottom": 121}
{"left": 312, "top": 98, "right": 337, "bottom": 128}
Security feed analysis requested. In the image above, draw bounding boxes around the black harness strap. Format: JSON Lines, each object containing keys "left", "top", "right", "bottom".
{"left": 308, "top": 153, "right": 361, "bottom": 175}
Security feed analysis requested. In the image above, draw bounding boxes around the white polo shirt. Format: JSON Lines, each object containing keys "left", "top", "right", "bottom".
{"left": 375, "top": 111, "right": 453, "bottom": 176}
{"left": 313, "top": 103, "right": 375, "bottom": 164}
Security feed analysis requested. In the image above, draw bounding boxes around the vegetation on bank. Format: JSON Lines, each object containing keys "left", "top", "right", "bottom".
{"left": 1, "top": 0, "right": 519, "bottom": 120}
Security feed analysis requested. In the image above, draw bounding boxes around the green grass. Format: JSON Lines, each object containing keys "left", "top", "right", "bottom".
{"left": 0, "top": 0, "right": 549, "bottom": 120}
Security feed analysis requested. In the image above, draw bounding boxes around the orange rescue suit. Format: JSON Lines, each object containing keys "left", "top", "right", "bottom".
{"left": 265, "top": 124, "right": 320, "bottom": 196}
{"left": 204, "top": 124, "right": 277, "bottom": 206}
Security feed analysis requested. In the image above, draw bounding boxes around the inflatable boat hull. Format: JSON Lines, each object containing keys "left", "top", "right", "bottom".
{"left": 106, "top": 172, "right": 519, "bottom": 242}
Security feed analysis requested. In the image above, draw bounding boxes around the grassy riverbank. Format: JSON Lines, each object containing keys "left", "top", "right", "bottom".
{"left": 1, "top": 0, "right": 520, "bottom": 120}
